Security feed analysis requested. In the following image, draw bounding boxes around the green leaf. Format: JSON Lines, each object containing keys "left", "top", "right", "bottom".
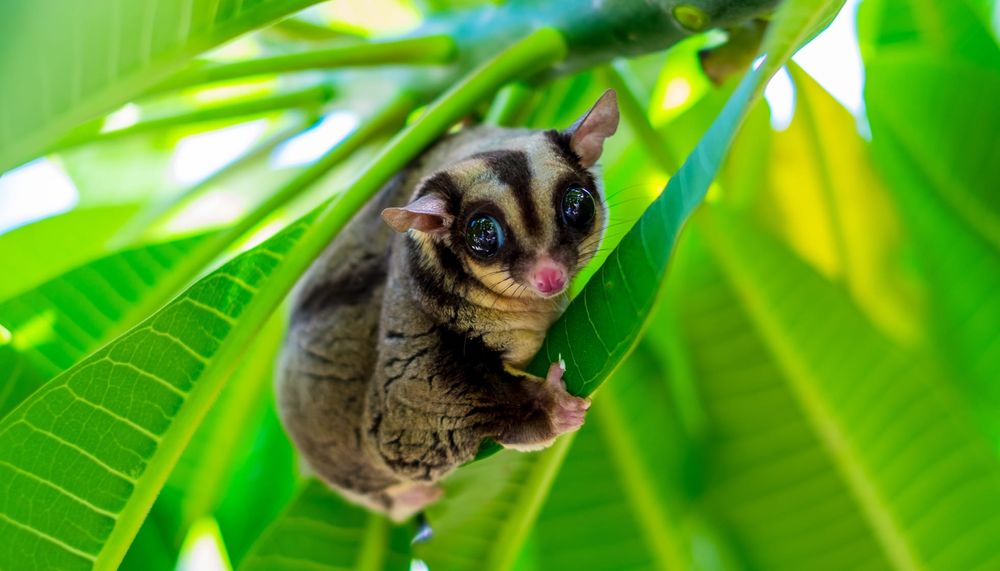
{"left": 699, "top": 208, "right": 1000, "bottom": 571}
{"left": 119, "top": 312, "right": 293, "bottom": 568}
{"left": 866, "top": 52, "right": 1000, "bottom": 252}
{"left": 866, "top": 51, "right": 1000, "bottom": 442}
{"left": 0, "top": 205, "right": 141, "bottom": 302}
{"left": 665, "top": 230, "right": 895, "bottom": 570}
{"left": 0, "top": 0, "right": 327, "bottom": 172}
{"left": 0, "top": 29, "right": 566, "bottom": 570}
{"left": 857, "top": 0, "right": 999, "bottom": 67}
{"left": 522, "top": 348, "right": 734, "bottom": 571}
{"left": 517, "top": 422, "right": 662, "bottom": 571}
{"left": 161, "top": 312, "right": 289, "bottom": 542}
{"left": 418, "top": 440, "right": 574, "bottom": 571}
{"left": 760, "top": 63, "right": 917, "bottom": 344}
{"left": 239, "top": 480, "right": 411, "bottom": 571}
{"left": 0, "top": 233, "right": 219, "bottom": 419}
{"left": 214, "top": 404, "right": 298, "bottom": 567}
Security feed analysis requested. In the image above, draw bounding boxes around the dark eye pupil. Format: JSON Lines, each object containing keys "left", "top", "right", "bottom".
{"left": 562, "top": 186, "right": 595, "bottom": 229}
{"left": 466, "top": 215, "right": 504, "bottom": 258}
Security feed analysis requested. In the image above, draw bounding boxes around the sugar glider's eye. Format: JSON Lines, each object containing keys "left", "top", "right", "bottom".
{"left": 561, "top": 185, "right": 596, "bottom": 230}
{"left": 466, "top": 214, "right": 505, "bottom": 258}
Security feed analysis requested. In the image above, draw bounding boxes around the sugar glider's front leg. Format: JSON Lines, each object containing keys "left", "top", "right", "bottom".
{"left": 364, "top": 335, "right": 588, "bottom": 520}
{"left": 494, "top": 361, "right": 590, "bottom": 452}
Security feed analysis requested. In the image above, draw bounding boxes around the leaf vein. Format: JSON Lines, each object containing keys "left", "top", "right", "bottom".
{"left": 0, "top": 460, "right": 119, "bottom": 520}
{"left": 103, "top": 356, "right": 188, "bottom": 397}
{"left": 63, "top": 385, "right": 162, "bottom": 442}
{"left": 0, "top": 513, "right": 98, "bottom": 562}
{"left": 20, "top": 420, "right": 138, "bottom": 483}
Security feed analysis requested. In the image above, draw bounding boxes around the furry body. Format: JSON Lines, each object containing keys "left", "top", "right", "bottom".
{"left": 277, "top": 93, "right": 618, "bottom": 519}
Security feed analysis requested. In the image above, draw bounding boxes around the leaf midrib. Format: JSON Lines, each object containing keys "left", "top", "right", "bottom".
{"left": 699, "top": 212, "right": 925, "bottom": 571}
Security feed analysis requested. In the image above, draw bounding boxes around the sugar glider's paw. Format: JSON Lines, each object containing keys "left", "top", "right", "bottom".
{"left": 545, "top": 360, "right": 590, "bottom": 435}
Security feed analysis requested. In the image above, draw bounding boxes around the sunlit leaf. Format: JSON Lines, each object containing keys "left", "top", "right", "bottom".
{"left": 0, "top": 0, "right": 327, "bottom": 171}
{"left": 239, "top": 480, "right": 411, "bottom": 571}
{"left": 0, "top": 205, "right": 141, "bottom": 301}
{"left": 866, "top": 51, "right": 1000, "bottom": 442}
{"left": 759, "top": 63, "right": 918, "bottom": 343}
{"left": 666, "top": 229, "right": 895, "bottom": 570}
{"left": 700, "top": 208, "right": 1000, "bottom": 571}
{"left": 0, "top": 233, "right": 218, "bottom": 418}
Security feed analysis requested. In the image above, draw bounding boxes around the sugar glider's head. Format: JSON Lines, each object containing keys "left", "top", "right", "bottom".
{"left": 383, "top": 90, "right": 618, "bottom": 301}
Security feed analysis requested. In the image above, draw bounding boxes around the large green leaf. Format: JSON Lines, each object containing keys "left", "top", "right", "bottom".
{"left": 857, "top": 0, "right": 999, "bottom": 67}
{"left": 699, "top": 208, "right": 1000, "bottom": 571}
{"left": 0, "top": 234, "right": 213, "bottom": 378}
{"left": 119, "top": 312, "right": 294, "bottom": 569}
{"left": 418, "top": 440, "right": 574, "bottom": 571}
{"left": 164, "top": 313, "right": 289, "bottom": 540}
{"left": 0, "top": 29, "right": 566, "bottom": 570}
{"left": 666, "top": 230, "right": 894, "bottom": 570}
{"left": 866, "top": 53, "right": 1000, "bottom": 252}
{"left": 866, "top": 52, "right": 1000, "bottom": 442}
{"left": 0, "top": 0, "right": 326, "bottom": 172}
{"left": 239, "top": 480, "right": 411, "bottom": 571}
{"left": 0, "top": 205, "right": 141, "bottom": 302}
{"left": 214, "top": 403, "right": 299, "bottom": 567}
{"left": 758, "top": 64, "right": 916, "bottom": 344}
{"left": 521, "top": 348, "right": 732, "bottom": 571}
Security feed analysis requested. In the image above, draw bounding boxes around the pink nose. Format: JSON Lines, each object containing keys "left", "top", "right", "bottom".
{"left": 532, "top": 264, "right": 567, "bottom": 295}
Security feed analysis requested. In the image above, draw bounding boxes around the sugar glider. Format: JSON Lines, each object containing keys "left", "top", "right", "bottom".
{"left": 277, "top": 90, "right": 618, "bottom": 520}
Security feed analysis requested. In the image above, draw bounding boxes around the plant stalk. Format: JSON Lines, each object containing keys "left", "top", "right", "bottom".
{"left": 52, "top": 85, "right": 333, "bottom": 151}
{"left": 151, "top": 36, "right": 457, "bottom": 94}
{"left": 603, "top": 61, "right": 680, "bottom": 175}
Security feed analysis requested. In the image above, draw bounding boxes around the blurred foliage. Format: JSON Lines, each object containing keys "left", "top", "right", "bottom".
{"left": 1, "top": 0, "right": 999, "bottom": 570}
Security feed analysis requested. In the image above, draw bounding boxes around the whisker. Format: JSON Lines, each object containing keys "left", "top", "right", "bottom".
{"left": 491, "top": 278, "right": 519, "bottom": 310}
{"left": 602, "top": 183, "right": 662, "bottom": 201}
{"left": 605, "top": 196, "right": 651, "bottom": 208}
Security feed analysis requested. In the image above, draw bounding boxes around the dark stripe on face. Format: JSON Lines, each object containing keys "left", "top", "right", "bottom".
{"left": 432, "top": 240, "right": 468, "bottom": 285}
{"left": 473, "top": 150, "right": 541, "bottom": 236}
{"left": 416, "top": 171, "right": 462, "bottom": 215}
{"left": 545, "top": 129, "right": 581, "bottom": 170}
{"left": 546, "top": 129, "right": 599, "bottom": 195}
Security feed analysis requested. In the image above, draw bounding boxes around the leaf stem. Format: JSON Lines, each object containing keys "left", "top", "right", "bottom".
{"left": 483, "top": 83, "right": 535, "bottom": 126}
{"left": 484, "top": 436, "right": 575, "bottom": 571}
{"left": 152, "top": 36, "right": 457, "bottom": 94}
{"left": 266, "top": 18, "right": 365, "bottom": 42}
{"left": 52, "top": 85, "right": 334, "bottom": 151}
{"left": 602, "top": 61, "right": 679, "bottom": 175}
{"left": 355, "top": 514, "right": 391, "bottom": 571}
{"left": 109, "top": 115, "right": 318, "bottom": 248}
{"left": 593, "top": 384, "right": 689, "bottom": 571}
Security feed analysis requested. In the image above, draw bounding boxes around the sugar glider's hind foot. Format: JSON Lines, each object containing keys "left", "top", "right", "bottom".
{"left": 385, "top": 483, "right": 443, "bottom": 523}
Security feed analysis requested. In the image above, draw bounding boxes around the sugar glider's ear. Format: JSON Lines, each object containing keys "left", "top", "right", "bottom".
{"left": 564, "top": 89, "right": 620, "bottom": 168}
{"left": 382, "top": 194, "right": 454, "bottom": 234}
